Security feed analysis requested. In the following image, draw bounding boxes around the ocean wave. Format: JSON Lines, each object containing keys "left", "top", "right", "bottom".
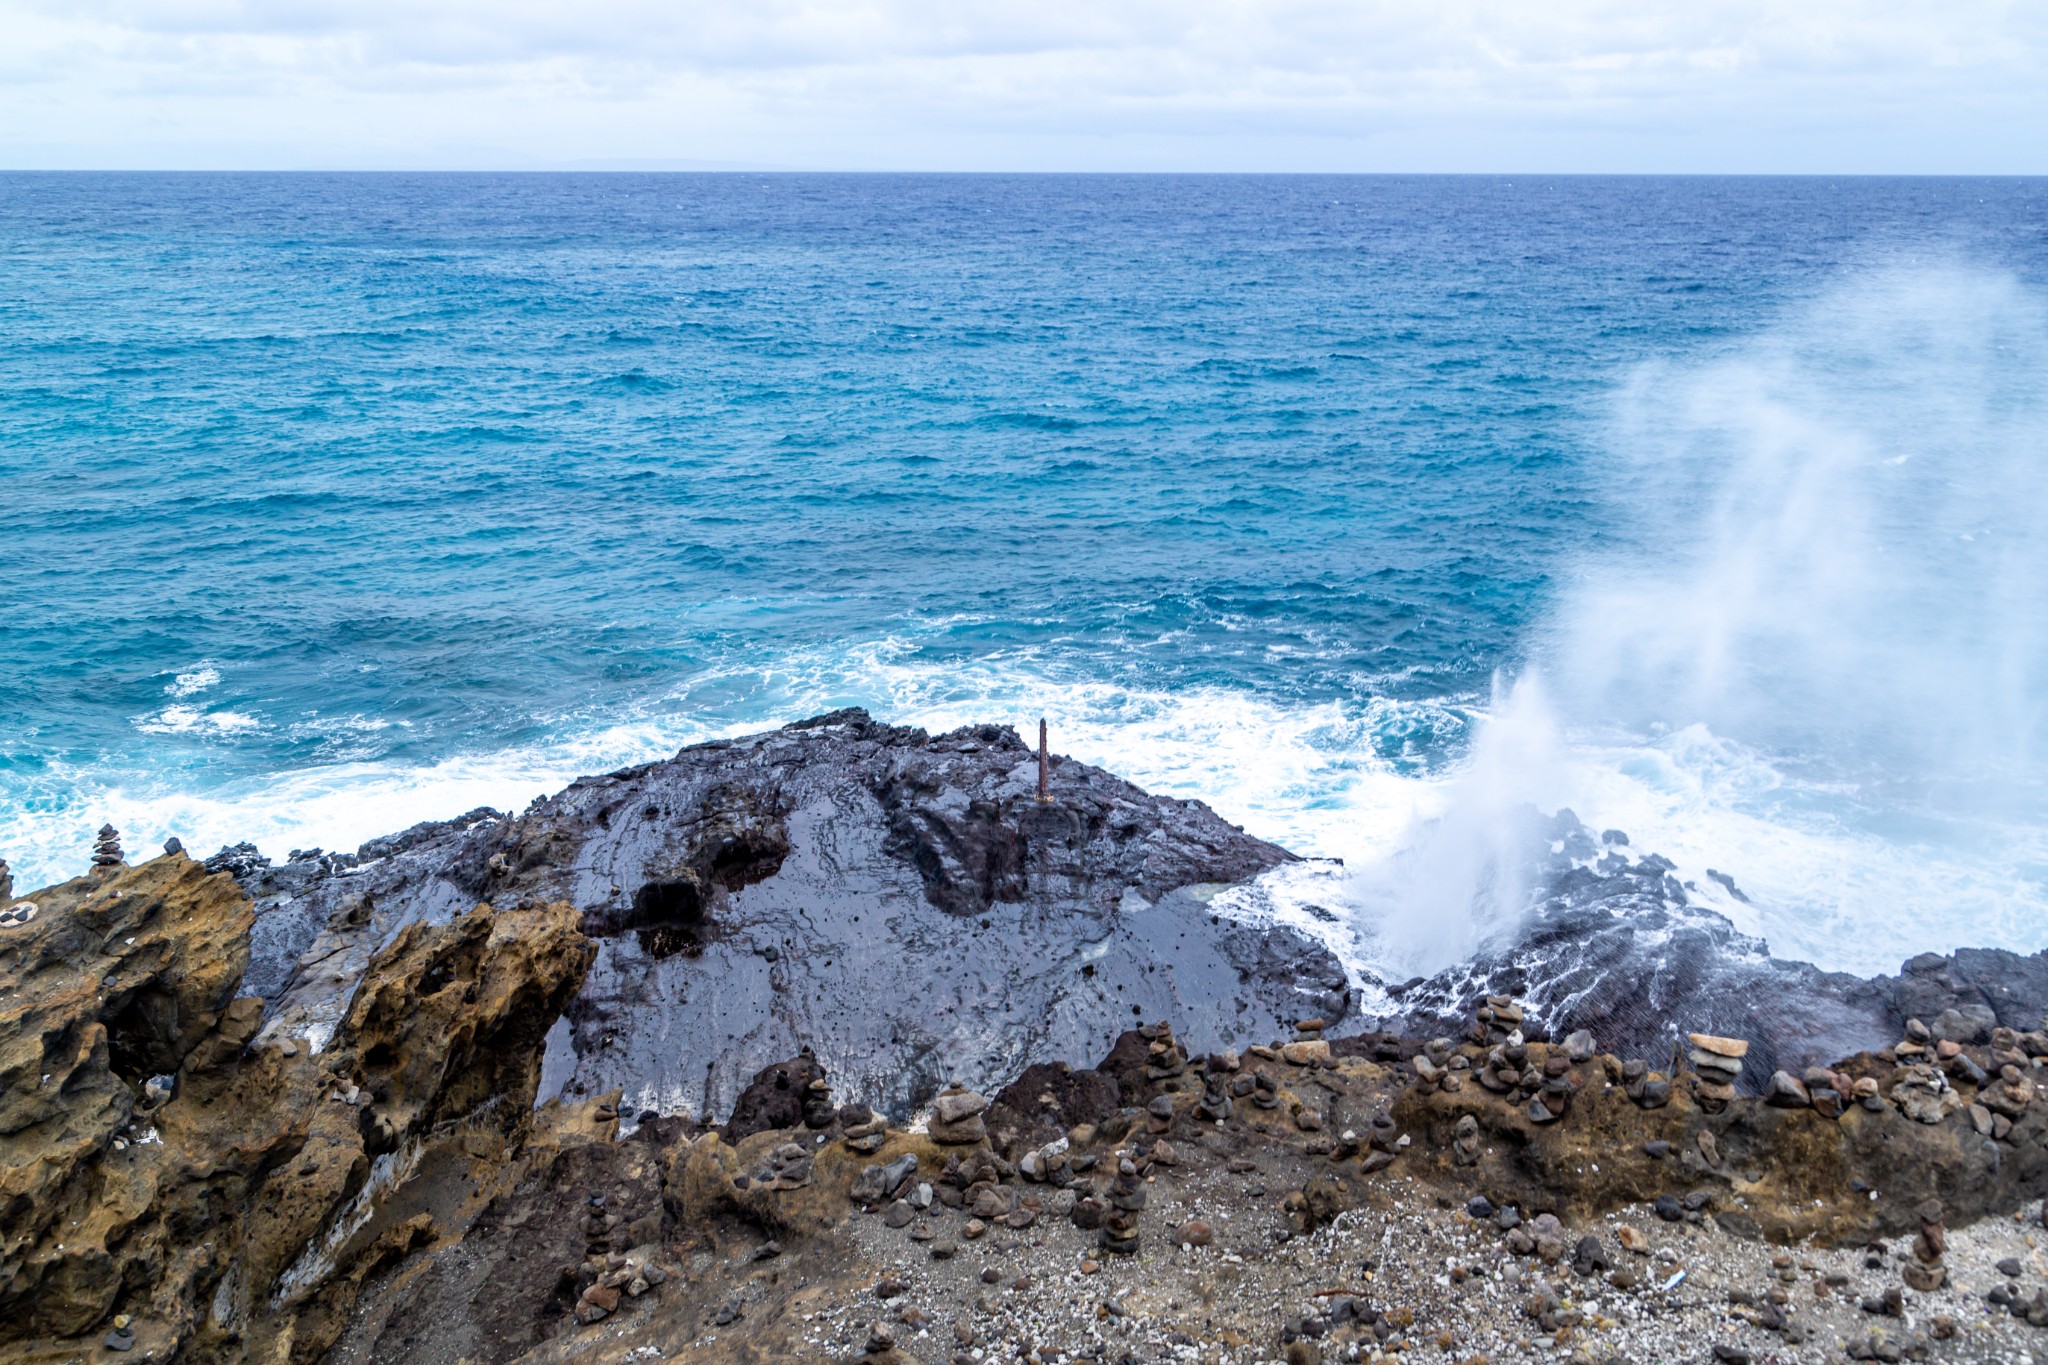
{"left": 166, "top": 665, "right": 221, "bottom": 697}
{"left": 135, "top": 705, "right": 266, "bottom": 737}
{"left": 10, "top": 637, "right": 2040, "bottom": 980}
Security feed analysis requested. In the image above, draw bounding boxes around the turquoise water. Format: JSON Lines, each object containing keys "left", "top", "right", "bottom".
{"left": 4, "top": 174, "right": 2047, "bottom": 974}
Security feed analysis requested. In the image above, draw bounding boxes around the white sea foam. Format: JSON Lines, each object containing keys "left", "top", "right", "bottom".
{"left": 0, "top": 714, "right": 711, "bottom": 893}
{"left": 136, "top": 705, "right": 266, "bottom": 736}
{"left": 2, "top": 638, "right": 2041, "bottom": 979}
{"left": 167, "top": 665, "right": 221, "bottom": 697}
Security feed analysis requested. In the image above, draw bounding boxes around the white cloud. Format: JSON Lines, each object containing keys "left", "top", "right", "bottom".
{"left": 1, "top": 1, "right": 2042, "bottom": 169}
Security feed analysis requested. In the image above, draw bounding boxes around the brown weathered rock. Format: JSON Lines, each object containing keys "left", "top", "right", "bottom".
{"left": 0, "top": 854, "right": 593, "bottom": 1363}
{"left": 1688, "top": 1032, "right": 1750, "bottom": 1059}
{"left": 1281, "top": 1039, "right": 1331, "bottom": 1067}
{"left": 1389, "top": 1045, "right": 2048, "bottom": 1247}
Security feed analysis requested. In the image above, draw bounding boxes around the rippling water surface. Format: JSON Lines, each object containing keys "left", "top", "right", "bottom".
{"left": 4, "top": 174, "right": 2046, "bottom": 975}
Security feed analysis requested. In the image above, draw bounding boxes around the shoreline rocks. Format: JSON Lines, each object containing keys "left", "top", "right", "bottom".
{"left": 226, "top": 711, "right": 1347, "bottom": 1124}
{"left": 13, "top": 712, "right": 2048, "bottom": 1362}
{"left": 7, "top": 848, "right": 2048, "bottom": 1362}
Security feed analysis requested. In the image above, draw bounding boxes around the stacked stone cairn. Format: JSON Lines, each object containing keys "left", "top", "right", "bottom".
{"left": 568, "top": 1199, "right": 668, "bottom": 1324}
{"left": 1280, "top": 1016, "right": 1330, "bottom": 1067}
{"left": 1474, "top": 999, "right": 1527, "bottom": 1095}
{"left": 840, "top": 1103, "right": 887, "bottom": 1154}
{"left": 1471, "top": 998, "right": 1580, "bottom": 1122}
{"left": 801, "top": 1076, "right": 835, "bottom": 1129}
{"left": 1687, "top": 1032, "right": 1747, "bottom": 1112}
{"left": 1885, "top": 1013, "right": 2044, "bottom": 1137}
{"left": 1362, "top": 1112, "right": 1405, "bottom": 1171}
{"left": 92, "top": 824, "right": 123, "bottom": 870}
{"left": 926, "top": 1082, "right": 990, "bottom": 1144}
{"left": 1528, "top": 1046, "right": 1578, "bottom": 1125}
{"left": 1141, "top": 1021, "right": 1188, "bottom": 1084}
{"left": 1197, "top": 1050, "right": 1238, "bottom": 1122}
{"left": 1234, "top": 1062, "right": 1279, "bottom": 1112}
{"left": 1621, "top": 1055, "right": 1672, "bottom": 1109}
{"left": 1888, "top": 1058, "right": 1959, "bottom": 1125}
{"left": 1451, "top": 1112, "right": 1481, "bottom": 1166}
{"left": 1410, "top": 1035, "right": 1466, "bottom": 1094}
{"left": 1100, "top": 1155, "right": 1145, "bottom": 1255}
{"left": 1977, "top": 1024, "right": 2041, "bottom": 1136}
{"left": 0, "top": 856, "right": 31, "bottom": 931}
{"left": 1471, "top": 994, "right": 1523, "bottom": 1046}
{"left": 1901, "top": 1198, "right": 1947, "bottom": 1291}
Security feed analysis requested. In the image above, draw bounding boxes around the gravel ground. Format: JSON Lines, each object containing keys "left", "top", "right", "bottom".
{"left": 794, "top": 1164, "right": 2048, "bottom": 1365}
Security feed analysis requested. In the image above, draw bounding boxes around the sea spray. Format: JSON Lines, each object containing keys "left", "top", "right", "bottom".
{"left": 1339, "top": 263, "right": 2048, "bottom": 977}
{"left": 1336, "top": 672, "right": 1561, "bottom": 978}
{"left": 1556, "top": 263, "right": 2048, "bottom": 802}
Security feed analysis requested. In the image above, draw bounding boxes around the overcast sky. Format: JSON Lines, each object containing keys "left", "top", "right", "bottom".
{"left": 3, "top": 1, "right": 2043, "bottom": 172}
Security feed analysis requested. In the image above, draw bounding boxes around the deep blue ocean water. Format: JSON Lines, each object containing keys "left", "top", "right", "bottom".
{"left": 5, "top": 174, "right": 2047, "bottom": 975}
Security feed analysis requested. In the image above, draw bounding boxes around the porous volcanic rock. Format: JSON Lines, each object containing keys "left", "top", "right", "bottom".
{"left": 0, "top": 852, "right": 593, "bottom": 1362}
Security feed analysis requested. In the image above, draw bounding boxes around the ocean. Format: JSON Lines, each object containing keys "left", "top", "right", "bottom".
{"left": 4, "top": 173, "right": 2046, "bottom": 979}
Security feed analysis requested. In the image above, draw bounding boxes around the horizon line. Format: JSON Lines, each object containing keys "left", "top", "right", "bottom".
{"left": 4, "top": 167, "right": 2045, "bottom": 178}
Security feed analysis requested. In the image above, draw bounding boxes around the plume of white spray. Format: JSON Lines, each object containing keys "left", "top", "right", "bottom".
{"left": 1356, "top": 262, "right": 2048, "bottom": 974}
{"left": 1344, "top": 670, "right": 1560, "bottom": 977}
{"left": 1551, "top": 263, "right": 2048, "bottom": 808}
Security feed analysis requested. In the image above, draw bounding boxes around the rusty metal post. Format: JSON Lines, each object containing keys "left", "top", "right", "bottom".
{"left": 1037, "top": 718, "right": 1051, "bottom": 802}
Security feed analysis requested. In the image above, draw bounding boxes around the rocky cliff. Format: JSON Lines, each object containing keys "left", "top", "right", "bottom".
{"left": 9, "top": 713, "right": 2048, "bottom": 1363}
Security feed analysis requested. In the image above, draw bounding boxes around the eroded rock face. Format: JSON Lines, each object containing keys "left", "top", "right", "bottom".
{"left": 236, "top": 711, "right": 1346, "bottom": 1124}
{"left": 0, "top": 854, "right": 254, "bottom": 1338}
{"left": 0, "top": 855, "right": 593, "bottom": 1362}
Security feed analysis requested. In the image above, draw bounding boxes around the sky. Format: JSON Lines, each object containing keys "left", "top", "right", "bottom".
{"left": 1, "top": 1, "right": 2044, "bottom": 172}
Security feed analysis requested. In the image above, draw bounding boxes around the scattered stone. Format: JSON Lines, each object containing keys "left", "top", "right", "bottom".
{"left": 852, "top": 1154, "right": 919, "bottom": 1206}
{"left": 1281, "top": 1039, "right": 1331, "bottom": 1067}
{"left": 1764, "top": 1070, "right": 1811, "bottom": 1107}
{"left": 928, "top": 1083, "right": 990, "bottom": 1144}
{"left": 1571, "top": 1233, "right": 1613, "bottom": 1277}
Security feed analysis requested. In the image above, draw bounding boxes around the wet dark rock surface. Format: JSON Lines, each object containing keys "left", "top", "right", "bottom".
{"left": 1375, "top": 812, "right": 2048, "bottom": 1091}
{"left": 236, "top": 710, "right": 1348, "bottom": 1123}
